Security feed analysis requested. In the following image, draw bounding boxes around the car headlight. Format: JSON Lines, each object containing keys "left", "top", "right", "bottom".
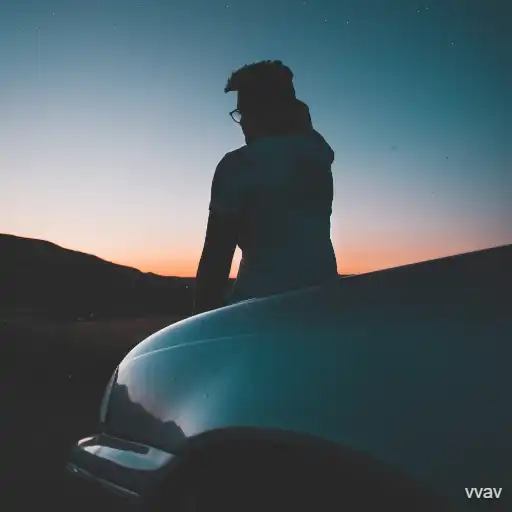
{"left": 99, "top": 367, "right": 118, "bottom": 424}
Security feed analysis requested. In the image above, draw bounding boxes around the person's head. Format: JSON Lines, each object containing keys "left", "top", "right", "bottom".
{"left": 224, "top": 60, "right": 313, "bottom": 143}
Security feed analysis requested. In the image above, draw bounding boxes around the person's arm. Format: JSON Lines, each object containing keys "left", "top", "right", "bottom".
{"left": 194, "top": 211, "right": 238, "bottom": 314}
{"left": 193, "top": 151, "right": 246, "bottom": 314}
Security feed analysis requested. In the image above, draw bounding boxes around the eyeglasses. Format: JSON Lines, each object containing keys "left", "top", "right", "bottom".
{"left": 229, "top": 109, "right": 242, "bottom": 123}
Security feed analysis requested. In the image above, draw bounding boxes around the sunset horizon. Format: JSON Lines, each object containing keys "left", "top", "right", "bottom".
{"left": 2, "top": 230, "right": 507, "bottom": 279}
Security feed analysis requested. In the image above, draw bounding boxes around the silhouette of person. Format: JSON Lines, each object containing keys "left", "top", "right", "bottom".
{"left": 194, "top": 60, "right": 338, "bottom": 314}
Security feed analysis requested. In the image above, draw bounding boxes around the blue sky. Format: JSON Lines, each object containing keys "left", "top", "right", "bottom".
{"left": 1, "top": 0, "right": 510, "bottom": 275}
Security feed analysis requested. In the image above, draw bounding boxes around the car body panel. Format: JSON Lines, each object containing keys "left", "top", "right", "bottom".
{"left": 73, "top": 245, "right": 511, "bottom": 509}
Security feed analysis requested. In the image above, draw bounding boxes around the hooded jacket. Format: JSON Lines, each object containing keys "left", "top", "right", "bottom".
{"left": 209, "top": 126, "right": 338, "bottom": 304}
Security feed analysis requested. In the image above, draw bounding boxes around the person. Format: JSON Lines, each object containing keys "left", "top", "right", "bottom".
{"left": 193, "top": 60, "right": 338, "bottom": 314}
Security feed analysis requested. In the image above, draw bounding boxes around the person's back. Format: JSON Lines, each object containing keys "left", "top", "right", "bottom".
{"left": 215, "top": 131, "right": 338, "bottom": 303}
{"left": 194, "top": 60, "right": 338, "bottom": 313}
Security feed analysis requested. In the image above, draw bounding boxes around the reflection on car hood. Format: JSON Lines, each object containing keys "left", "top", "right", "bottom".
{"left": 123, "top": 282, "right": 341, "bottom": 362}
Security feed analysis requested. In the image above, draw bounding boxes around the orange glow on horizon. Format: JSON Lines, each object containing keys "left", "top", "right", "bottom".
{"left": 13, "top": 230, "right": 500, "bottom": 279}
{"left": 112, "top": 250, "right": 243, "bottom": 278}
{"left": 118, "top": 240, "right": 495, "bottom": 277}
{"left": 113, "top": 251, "right": 412, "bottom": 278}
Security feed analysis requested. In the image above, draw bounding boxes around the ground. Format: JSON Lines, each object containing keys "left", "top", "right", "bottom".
{"left": 0, "top": 315, "right": 182, "bottom": 510}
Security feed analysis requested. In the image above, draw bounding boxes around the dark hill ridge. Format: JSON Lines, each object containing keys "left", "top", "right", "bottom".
{"left": 0, "top": 233, "right": 195, "bottom": 320}
{"left": 0, "top": 233, "right": 350, "bottom": 321}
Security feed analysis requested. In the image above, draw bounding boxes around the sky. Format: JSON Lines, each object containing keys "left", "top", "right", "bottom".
{"left": 1, "top": 0, "right": 510, "bottom": 277}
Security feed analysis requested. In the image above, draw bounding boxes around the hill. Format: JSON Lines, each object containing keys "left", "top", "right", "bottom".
{"left": 0, "top": 233, "right": 352, "bottom": 322}
{"left": 0, "top": 234, "right": 195, "bottom": 321}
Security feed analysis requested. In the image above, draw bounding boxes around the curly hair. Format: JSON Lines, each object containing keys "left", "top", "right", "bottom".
{"left": 224, "top": 60, "right": 296, "bottom": 101}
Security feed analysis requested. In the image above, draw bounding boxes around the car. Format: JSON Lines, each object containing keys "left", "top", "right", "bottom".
{"left": 67, "top": 244, "right": 511, "bottom": 511}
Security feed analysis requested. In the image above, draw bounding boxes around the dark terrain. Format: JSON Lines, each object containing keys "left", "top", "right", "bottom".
{"left": 0, "top": 233, "right": 197, "bottom": 321}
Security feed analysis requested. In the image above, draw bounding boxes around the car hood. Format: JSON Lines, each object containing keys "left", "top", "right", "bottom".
{"left": 123, "top": 282, "right": 341, "bottom": 362}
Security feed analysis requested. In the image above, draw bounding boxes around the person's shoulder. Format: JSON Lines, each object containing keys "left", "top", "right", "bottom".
{"left": 215, "top": 146, "right": 249, "bottom": 175}
{"left": 225, "top": 144, "right": 250, "bottom": 161}
{"left": 210, "top": 146, "right": 252, "bottom": 206}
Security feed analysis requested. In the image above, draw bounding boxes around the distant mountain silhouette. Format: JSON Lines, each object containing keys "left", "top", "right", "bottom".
{"left": 0, "top": 234, "right": 196, "bottom": 321}
{"left": 0, "top": 234, "right": 352, "bottom": 322}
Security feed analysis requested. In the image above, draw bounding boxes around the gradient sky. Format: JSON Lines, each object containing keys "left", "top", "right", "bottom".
{"left": 1, "top": 0, "right": 510, "bottom": 277}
